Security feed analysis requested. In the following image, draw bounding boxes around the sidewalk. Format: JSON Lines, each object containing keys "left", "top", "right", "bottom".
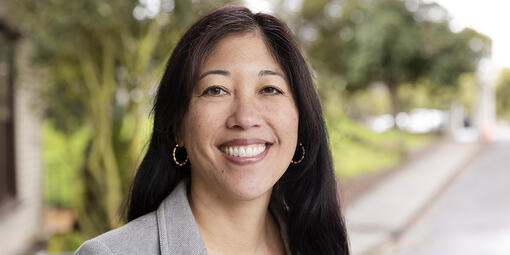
{"left": 344, "top": 140, "right": 482, "bottom": 255}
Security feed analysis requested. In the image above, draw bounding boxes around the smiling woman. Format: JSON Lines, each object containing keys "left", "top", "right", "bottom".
{"left": 75, "top": 5, "right": 349, "bottom": 255}
{"left": 183, "top": 32, "right": 299, "bottom": 205}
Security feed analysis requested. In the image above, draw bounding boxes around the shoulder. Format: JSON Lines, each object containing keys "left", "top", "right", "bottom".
{"left": 75, "top": 211, "right": 159, "bottom": 255}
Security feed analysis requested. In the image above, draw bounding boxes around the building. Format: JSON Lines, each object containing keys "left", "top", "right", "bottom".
{"left": 0, "top": 4, "right": 44, "bottom": 254}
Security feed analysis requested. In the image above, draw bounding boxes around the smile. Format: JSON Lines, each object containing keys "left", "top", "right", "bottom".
{"left": 220, "top": 144, "right": 266, "bottom": 157}
{"left": 217, "top": 139, "right": 271, "bottom": 165}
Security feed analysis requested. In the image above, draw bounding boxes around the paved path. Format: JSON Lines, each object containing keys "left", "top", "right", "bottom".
{"left": 375, "top": 140, "right": 510, "bottom": 255}
{"left": 345, "top": 140, "right": 481, "bottom": 255}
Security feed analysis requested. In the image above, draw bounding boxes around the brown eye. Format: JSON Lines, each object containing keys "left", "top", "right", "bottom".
{"left": 260, "top": 86, "right": 283, "bottom": 95}
{"left": 202, "top": 86, "right": 228, "bottom": 96}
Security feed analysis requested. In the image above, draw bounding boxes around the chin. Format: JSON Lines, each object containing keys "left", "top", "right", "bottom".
{"left": 223, "top": 177, "right": 276, "bottom": 201}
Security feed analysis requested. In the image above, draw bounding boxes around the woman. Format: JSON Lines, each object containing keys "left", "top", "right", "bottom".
{"left": 76, "top": 5, "right": 349, "bottom": 255}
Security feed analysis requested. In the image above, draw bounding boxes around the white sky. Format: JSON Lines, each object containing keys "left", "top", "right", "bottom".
{"left": 433, "top": 0, "right": 510, "bottom": 69}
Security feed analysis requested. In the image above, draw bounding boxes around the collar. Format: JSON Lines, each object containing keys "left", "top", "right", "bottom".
{"left": 156, "top": 178, "right": 292, "bottom": 255}
{"left": 157, "top": 179, "right": 207, "bottom": 255}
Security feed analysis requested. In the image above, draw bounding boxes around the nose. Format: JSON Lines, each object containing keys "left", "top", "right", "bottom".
{"left": 226, "top": 93, "right": 262, "bottom": 130}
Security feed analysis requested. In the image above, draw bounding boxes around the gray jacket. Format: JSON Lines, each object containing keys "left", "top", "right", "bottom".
{"left": 75, "top": 179, "right": 291, "bottom": 254}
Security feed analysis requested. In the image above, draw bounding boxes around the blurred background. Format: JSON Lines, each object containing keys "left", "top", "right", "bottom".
{"left": 1, "top": 0, "right": 509, "bottom": 254}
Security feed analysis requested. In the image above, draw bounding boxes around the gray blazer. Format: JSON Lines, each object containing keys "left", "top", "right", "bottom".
{"left": 75, "top": 179, "right": 291, "bottom": 254}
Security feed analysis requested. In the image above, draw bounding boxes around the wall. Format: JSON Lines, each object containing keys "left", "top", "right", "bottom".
{"left": 0, "top": 14, "right": 44, "bottom": 255}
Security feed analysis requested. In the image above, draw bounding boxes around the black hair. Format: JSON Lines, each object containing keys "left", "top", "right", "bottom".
{"left": 127, "top": 5, "right": 349, "bottom": 255}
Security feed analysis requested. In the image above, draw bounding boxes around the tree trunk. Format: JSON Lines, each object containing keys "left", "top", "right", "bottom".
{"left": 387, "top": 81, "right": 405, "bottom": 156}
{"left": 387, "top": 82, "right": 400, "bottom": 117}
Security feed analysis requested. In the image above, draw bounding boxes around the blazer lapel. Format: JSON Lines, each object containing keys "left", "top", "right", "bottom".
{"left": 157, "top": 179, "right": 208, "bottom": 255}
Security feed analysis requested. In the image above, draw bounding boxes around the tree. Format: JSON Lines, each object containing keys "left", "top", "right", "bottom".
{"left": 296, "top": 0, "right": 490, "bottom": 116}
{"left": 15, "top": 0, "right": 230, "bottom": 236}
{"left": 496, "top": 68, "right": 510, "bottom": 121}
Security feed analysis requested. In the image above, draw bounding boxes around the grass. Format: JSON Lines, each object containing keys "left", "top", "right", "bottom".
{"left": 327, "top": 117, "right": 435, "bottom": 179}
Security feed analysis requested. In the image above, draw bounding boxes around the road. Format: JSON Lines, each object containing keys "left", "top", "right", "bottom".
{"left": 376, "top": 140, "right": 510, "bottom": 255}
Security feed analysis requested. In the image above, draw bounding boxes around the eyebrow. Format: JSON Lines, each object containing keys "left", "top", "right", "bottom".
{"left": 198, "top": 69, "right": 231, "bottom": 80}
{"left": 258, "top": 70, "right": 285, "bottom": 79}
{"left": 198, "top": 69, "right": 286, "bottom": 81}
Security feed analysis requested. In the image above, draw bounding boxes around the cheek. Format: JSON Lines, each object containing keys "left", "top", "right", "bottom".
{"left": 182, "top": 103, "right": 220, "bottom": 149}
{"left": 182, "top": 99, "right": 234, "bottom": 166}
{"left": 265, "top": 99, "right": 299, "bottom": 138}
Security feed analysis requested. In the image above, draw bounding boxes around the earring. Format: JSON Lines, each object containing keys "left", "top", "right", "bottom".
{"left": 291, "top": 142, "right": 305, "bottom": 165}
{"left": 172, "top": 144, "right": 189, "bottom": 167}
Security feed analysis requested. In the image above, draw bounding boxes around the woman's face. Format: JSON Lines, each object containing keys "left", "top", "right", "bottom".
{"left": 181, "top": 31, "right": 299, "bottom": 201}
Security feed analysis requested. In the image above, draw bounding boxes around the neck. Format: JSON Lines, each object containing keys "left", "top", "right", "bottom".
{"left": 188, "top": 178, "right": 284, "bottom": 254}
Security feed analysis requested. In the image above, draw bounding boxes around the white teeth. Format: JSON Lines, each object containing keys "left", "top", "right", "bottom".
{"left": 220, "top": 144, "right": 267, "bottom": 157}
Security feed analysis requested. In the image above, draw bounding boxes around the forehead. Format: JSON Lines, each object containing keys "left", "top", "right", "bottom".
{"left": 200, "top": 32, "right": 283, "bottom": 73}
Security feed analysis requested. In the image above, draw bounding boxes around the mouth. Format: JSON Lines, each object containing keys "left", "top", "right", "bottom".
{"left": 217, "top": 139, "right": 272, "bottom": 165}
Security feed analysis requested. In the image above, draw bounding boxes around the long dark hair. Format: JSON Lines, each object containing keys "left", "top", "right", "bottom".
{"left": 127, "top": 5, "right": 349, "bottom": 255}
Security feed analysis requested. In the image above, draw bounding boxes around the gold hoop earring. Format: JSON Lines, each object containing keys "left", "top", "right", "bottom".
{"left": 172, "top": 144, "right": 188, "bottom": 167}
{"left": 291, "top": 142, "right": 305, "bottom": 165}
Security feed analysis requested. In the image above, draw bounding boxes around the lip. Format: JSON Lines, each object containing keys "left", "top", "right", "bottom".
{"left": 218, "top": 138, "right": 272, "bottom": 147}
{"left": 217, "top": 139, "right": 272, "bottom": 165}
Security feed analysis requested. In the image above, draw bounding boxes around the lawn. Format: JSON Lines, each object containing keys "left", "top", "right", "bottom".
{"left": 327, "top": 117, "right": 435, "bottom": 179}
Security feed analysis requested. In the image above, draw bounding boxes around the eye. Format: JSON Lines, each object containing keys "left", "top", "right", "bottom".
{"left": 260, "top": 86, "right": 283, "bottom": 95}
{"left": 201, "top": 86, "right": 229, "bottom": 97}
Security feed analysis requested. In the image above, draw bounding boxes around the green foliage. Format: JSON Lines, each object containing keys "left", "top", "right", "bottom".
{"left": 496, "top": 68, "right": 510, "bottom": 121}
{"left": 321, "top": 87, "right": 434, "bottom": 179}
{"left": 326, "top": 114, "right": 433, "bottom": 178}
{"left": 16, "top": 0, "right": 234, "bottom": 237}
{"left": 457, "top": 73, "right": 478, "bottom": 113}
{"left": 346, "top": 84, "right": 393, "bottom": 118}
{"left": 42, "top": 121, "right": 90, "bottom": 208}
{"left": 319, "top": 78, "right": 434, "bottom": 178}
{"left": 46, "top": 231, "right": 89, "bottom": 253}
{"left": 398, "top": 78, "right": 458, "bottom": 111}
{"left": 327, "top": 117, "right": 399, "bottom": 177}
{"left": 15, "top": 0, "right": 476, "bottom": 251}
{"left": 298, "top": 0, "right": 490, "bottom": 115}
